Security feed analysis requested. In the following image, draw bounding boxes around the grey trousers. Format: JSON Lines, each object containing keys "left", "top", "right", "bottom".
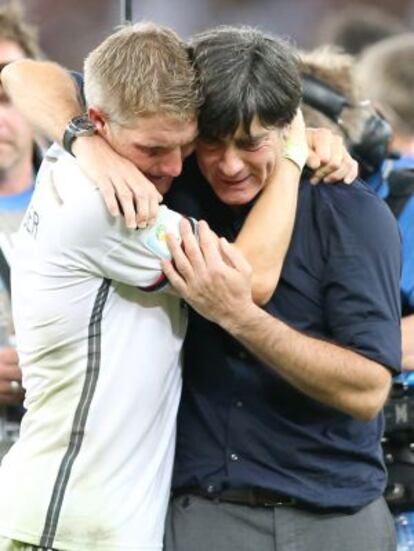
{"left": 164, "top": 494, "right": 396, "bottom": 551}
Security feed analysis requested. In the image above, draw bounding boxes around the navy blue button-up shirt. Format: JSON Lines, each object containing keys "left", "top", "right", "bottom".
{"left": 166, "top": 155, "right": 401, "bottom": 511}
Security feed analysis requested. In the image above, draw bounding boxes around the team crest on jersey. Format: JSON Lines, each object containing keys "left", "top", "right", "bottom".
{"left": 155, "top": 224, "right": 167, "bottom": 243}
{"left": 140, "top": 206, "right": 182, "bottom": 259}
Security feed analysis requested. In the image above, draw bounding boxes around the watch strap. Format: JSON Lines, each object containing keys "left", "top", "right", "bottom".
{"left": 62, "top": 115, "right": 97, "bottom": 157}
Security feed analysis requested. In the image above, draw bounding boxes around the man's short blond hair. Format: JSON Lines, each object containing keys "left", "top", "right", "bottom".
{"left": 357, "top": 34, "right": 414, "bottom": 136}
{"left": 84, "top": 22, "right": 199, "bottom": 126}
{"left": 0, "top": 1, "right": 42, "bottom": 59}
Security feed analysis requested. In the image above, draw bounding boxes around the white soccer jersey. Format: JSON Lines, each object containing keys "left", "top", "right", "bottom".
{"left": 0, "top": 145, "right": 190, "bottom": 550}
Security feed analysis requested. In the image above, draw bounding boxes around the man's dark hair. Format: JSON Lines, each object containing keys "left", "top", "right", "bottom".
{"left": 189, "top": 26, "right": 302, "bottom": 141}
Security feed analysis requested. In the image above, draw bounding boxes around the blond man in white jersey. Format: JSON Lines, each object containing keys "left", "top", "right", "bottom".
{"left": 0, "top": 23, "right": 200, "bottom": 551}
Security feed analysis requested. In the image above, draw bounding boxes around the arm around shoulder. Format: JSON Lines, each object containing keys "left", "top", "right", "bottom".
{"left": 1, "top": 59, "right": 82, "bottom": 143}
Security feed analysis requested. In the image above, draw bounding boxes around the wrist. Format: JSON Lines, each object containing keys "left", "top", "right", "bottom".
{"left": 71, "top": 132, "right": 105, "bottom": 158}
{"left": 220, "top": 300, "right": 262, "bottom": 337}
{"left": 62, "top": 114, "right": 97, "bottom": 157}
{"left": 282, "top": 136, "right": 308, "bottom": 172}
{"left": 277, "top": 156, "right": 302, "bottom": 180}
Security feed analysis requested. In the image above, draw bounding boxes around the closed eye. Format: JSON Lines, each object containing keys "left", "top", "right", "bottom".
{"left": 238, "top": 140, "right": 263, "bottom": 151}
{"left": 135, "top": 145, "right": 163, "bottom": 156}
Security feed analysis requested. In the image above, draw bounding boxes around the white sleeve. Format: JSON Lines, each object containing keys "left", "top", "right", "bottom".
{"left": 103, "top": 205, "right": 196, "bottom": 291}
{"left": 58, "top": 189, "right": 195, "bottom": 291}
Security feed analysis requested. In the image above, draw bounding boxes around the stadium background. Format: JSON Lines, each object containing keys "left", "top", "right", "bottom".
{"left": 17, "top": 0, "right": 414, "bottom": 70}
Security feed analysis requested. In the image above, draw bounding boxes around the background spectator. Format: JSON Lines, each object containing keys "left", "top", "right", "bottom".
{"left": 6, "top": 0, "right": 414, "bottom": 70}
{"left": 317, "top": 5, "right": 407, "bottom": 55}
{"left": 0, "top": 0, "right": 42, "bottom": 458}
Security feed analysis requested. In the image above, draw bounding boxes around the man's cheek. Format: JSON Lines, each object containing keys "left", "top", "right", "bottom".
{"left": 264, "top": 159, "right": 276, "bottom": 180}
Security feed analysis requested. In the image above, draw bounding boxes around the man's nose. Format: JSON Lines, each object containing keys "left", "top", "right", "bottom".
{"left": 159, "top": 148, "right": 183, "bottom": 178}
{"left": 218, "top": 147, "right": 244, "bottom": 176}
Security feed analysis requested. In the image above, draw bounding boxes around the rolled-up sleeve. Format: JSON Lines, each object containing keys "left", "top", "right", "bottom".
{"left": 321, "top": 186, "right": 402, "bottom": 373}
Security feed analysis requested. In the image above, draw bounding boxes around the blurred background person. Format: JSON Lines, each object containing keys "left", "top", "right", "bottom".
{"left": 0, "top": 1, "right": 42, "bottom": 237}
{"left": 357, "top": 33, "right": 414, "bottom": 158}
{"left": 0, "top": 0, "right": 42, "bottom": 458}
{"left": 299, "top": 47, "right": 414, "bottom": 548}
{"left": 355, "top": 33, "right": 414, "bottom": 550}
{"left": 300, "top": 45, "right": 414, "bottom": 371}
{"left": 317, "top": 5, "right": 407, "bottom": 56}
{"left": 10, "top": 1, "right": 414, "bottom": 70}
{"left": 356, "top": 34, "right": 414, "bottom": 371}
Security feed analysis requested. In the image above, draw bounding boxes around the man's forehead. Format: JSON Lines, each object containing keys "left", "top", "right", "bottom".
{"left": 225, "top": 118, "right": 277, "bottom": 144}
{"left": 0, "top": 41, "right": 27, "bottom": 102}
{"left": 0, "top": 40, "right": 26, "bottom": 65}
{"left": 128, "top": 113, "right": 198, "bottom": 147}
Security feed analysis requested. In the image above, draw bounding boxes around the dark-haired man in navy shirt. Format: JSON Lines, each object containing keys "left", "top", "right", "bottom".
{"left": 161, "top": 26, "right": 401, "bottom": 551}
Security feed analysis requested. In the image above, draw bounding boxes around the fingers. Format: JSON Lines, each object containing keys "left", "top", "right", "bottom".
{"left": 305, "top": 149, "right": 322, "bottom": 172}
{"left": 0, "top": 360, "right": 24, "bottom": 405}
{"left": 198, "top": 221, "right": 222, "bottom": 266}
{"left": 148, "top": 193, "right": 162, "bottom": 227}
{"left": 344, "top": 158, "right": 358, "bottom": 184}
{"left": 97, "top": 179, "right": 120, "bottom": 217}
{"left": 164, "top": 220, "right": 224, "bottom": 295}
{"left": 111, "top": 178, "right": 162, "bottom": 230}
{"left": 310, "top": 133, "right": 344, "bottom": 183}
{"left": 307, "top": 131, "right": 358, "bottom": 185}
{"left": 133, "top": 183, "right": 163, "bottom": 229}
{"left": 167, "top": 219, "right": 220, "bottom": 281}
{"left": 306, "top": 127, "right": 334, "bottom": 171}
{"left": 323, "top": 155, "right": 358, "bottom": 185}
{"left": 166, "top": 232, "right": 195, "bottom": 283}
{"left": 179, "top": 219, "right": 206, "bottom": 274}
{"left": 76, "top": 135, "right": 162, "bottom": 229}
{"left": 161, "top": 258, "right": 188, "bottom": 298}
{"left": 112, "top": 182, "right": 137, "bottom": 229}
{"left": 0, "top": 347, "right": 19, "bottom": 366}
{"left": 0, "top": 363, "right": 22, "bottom": 382}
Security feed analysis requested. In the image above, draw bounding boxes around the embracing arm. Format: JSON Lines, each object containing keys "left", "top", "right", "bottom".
{"left": 235, "top": 159, "right": 300, "bottom": 304}
{"left": 2, "top": 59, "right": 81, "bottom": 143}
{"left": 1, "top": 60, "right": 161, "bottom": 227}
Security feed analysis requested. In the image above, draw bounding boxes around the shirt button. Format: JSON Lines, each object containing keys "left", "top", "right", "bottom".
{"left": 230, "top": 453, "right": 239, "bottom": 462}
{"left": 238, "top": 350, "right": 247, "bottom": 360}
{"left": 206, "top": 484, "right": 215, "bottom": 494}
{"left": 235, "top": 400, "right": 244, "bottom": 408}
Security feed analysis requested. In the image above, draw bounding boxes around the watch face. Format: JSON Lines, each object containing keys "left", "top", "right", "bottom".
{"left": 69, "top": 115, "right": 97, "bottom": 136}
{"left": 63, "top": 115, "right": 97, "bottom": 155}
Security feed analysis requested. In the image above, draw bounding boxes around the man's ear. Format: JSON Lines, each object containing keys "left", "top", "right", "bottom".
{"left": 87, "top": 106, "right": 107, "bottom": 134}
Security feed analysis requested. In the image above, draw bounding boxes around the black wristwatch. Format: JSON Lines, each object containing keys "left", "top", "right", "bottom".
{"left": 62, "top": 115, "right": 97, "bottom": 156}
